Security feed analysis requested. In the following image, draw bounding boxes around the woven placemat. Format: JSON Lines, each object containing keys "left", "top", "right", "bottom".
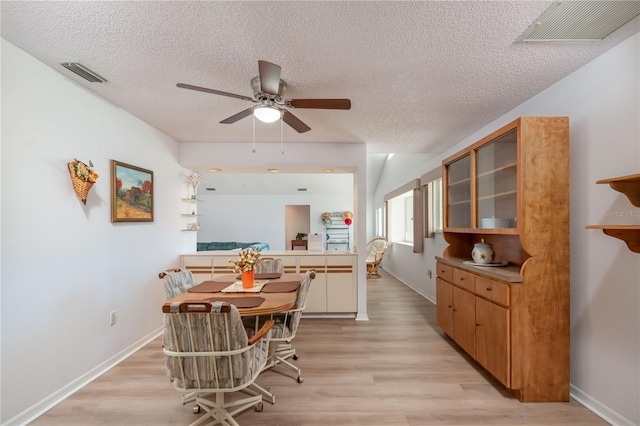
{"left": 204, "top": 296, "right": 265, "bottom": 308}
{"left": 275, "top": 274, "right": 303, "bottom": 284}
{"left": 261, "top": 281, "right": 300, "bottom": 293}
{"left": 188, "top": 280, "right": 229, "bottom": 293}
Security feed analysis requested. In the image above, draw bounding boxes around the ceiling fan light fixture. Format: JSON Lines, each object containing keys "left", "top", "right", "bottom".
{"left": 254, "top": 106, "right": 282, "bottom": 123}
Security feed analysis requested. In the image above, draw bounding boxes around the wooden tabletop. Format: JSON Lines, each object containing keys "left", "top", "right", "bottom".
{"left": 163, "top": 274, "right": 300, "bottom": 316}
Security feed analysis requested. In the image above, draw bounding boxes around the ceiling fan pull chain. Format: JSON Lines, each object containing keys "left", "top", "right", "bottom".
{"left": 252, "top": 113, "right": 256, "bottom": 153}
{"left": 280, "top": 117, "right": 284, "bottom": 155}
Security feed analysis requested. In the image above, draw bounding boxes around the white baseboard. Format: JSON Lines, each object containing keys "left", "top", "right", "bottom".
{"left": 570, "top": 385, "right": 636, "bottom": 426}
{"left": 5, "top": 327, "right": 164, "bottom": 426}
{"left": 383, "top": 267, "right": 436, "bottom": 304}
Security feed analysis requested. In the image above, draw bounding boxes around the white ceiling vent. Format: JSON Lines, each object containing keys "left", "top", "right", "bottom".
{"left": 60, "top": 62, "right": 108, "bottom": 83}
{"left": 515, "top": 1, "right": 640, "bottom": 43}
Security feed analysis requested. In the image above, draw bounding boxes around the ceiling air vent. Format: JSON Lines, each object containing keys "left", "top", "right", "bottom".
{"left": 60, "top": 62, "right": 108, "bottom": 83}
{"left": 515, "top": 1, "right": 640, "bottom": 43}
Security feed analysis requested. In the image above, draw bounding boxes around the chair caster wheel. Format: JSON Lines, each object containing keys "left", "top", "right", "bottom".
{"left": 255, "top": 402, "right": 264, "bottom": 412}
{"left": 192, "top": 405, "right": 201, "bottom": 414}
{"left": 297, "top": 375, "right": 304, "bottom": 383}
{"left": 293, "top": 354, "right": 299, "bottom": 360}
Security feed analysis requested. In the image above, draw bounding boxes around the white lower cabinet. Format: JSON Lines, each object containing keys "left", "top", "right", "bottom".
{"left": 181, "top": 252, "right": 357, "bottom": 315}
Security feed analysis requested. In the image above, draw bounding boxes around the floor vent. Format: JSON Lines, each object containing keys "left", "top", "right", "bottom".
{"left": 60, "top": 62, "right": 108, "bottom": 83}
{"left": 515, "top": 1, "right": 640, "bottom": 43}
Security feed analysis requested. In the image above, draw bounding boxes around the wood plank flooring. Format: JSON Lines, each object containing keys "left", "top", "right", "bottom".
{"left": 31, "top": 270, "right": 607, "bottom": 425}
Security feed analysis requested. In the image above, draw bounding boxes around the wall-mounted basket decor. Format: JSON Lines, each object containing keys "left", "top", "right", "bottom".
{"left": 67, "top": 159, "right": 99, "bottom": 205}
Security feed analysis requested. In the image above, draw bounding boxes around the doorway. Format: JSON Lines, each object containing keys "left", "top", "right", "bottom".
{"left": 285, "top": 205, "right": 310, "bottom": 250}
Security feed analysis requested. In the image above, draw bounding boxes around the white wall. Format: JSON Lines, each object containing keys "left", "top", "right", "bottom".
{"left": 1, "top": 39, "right": 195, "bottom": 424}
{"left": 375, "top": 33, "right": 639, "bottom": 425}
{"left": 372, "top": 153, "right": 447, "bottom": 301}
{"left": 196, "top": 192, "right": 353, "bottom": 251}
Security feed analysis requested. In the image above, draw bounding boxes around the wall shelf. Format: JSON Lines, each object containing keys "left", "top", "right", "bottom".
{"left": 181, "top": 197, "right": 200, "bottom": 231}
{"left": 595, "top": 173, "right": 640, "bottom": 207}
{"left": 586, "top": 174, "right": 640, "bottom": 253}
{"left": 585, "top": 225, "right": 640, "bottom": 253}
{"left": 325, "top": 212, "right": 350, "bottom": 251}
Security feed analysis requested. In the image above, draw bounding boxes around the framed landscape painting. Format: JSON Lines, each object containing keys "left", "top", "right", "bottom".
{"left": 111, "top": 160, "right": 154, "bottom": 223}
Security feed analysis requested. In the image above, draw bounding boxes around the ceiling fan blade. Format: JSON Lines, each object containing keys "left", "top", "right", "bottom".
{"left": 282, "top": 110, "right": 311, "bottom": 133}
{"left": 258, "top": 60, "right": 282, "bottom": 96}
{"left": 286, "top": 98, "right": 351, "bottom": 109}
{"left": 220, "top": 107, "right": 255, "bottom": 124}
{"left": 177, "top": 83, "right": 255, "bottom": 102}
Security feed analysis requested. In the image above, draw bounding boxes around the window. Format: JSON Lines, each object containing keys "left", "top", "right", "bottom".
{"left": 384, "top": 179, "right": 421, "bottom": 248}
{"left": 375, "top": 205, "right": 386, "bottom": 238}
{"left": 421, "top": 169, "right": 443, "bottom": 238}
{"left": 389, "top": 190, "right": 413, "bottom": 243}
{"left": 428, "top": 178, "right": 443, "bottom": 234}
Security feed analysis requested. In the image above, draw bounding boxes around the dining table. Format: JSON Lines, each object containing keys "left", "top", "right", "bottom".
{"left": 162, "top": 272, "right": 302, "bottom": 316}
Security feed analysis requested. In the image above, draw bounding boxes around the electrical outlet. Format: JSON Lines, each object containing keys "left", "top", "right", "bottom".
{"left": 109, "top": 311, "right": 116, "bottom": 326}
{"left": 427, "top": 270, "right": 432, "bottom": 279}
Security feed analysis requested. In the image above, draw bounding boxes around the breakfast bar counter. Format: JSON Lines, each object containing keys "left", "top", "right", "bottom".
{"left": 181, "top": 251, "right": 357, "bottom": 316}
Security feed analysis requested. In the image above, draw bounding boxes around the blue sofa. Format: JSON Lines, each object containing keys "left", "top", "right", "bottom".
{"left": 196, "top": 241, "right": 269, "bottom": 251}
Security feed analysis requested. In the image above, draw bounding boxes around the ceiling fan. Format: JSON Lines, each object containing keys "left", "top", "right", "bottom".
{"left": 177, "top": 60, "right": 351, "bottom": 133}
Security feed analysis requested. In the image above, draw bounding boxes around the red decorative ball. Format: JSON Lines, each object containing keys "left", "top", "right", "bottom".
{"left": 345, "top": 218, "right": 352, "bottom": 225}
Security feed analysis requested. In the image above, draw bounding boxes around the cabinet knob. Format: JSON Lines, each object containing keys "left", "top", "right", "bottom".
{"left": 486, "top": 287, "right": 492, "bottom": 291}
{"left": 460, "top": 277, "right": 465, "bottom": 281}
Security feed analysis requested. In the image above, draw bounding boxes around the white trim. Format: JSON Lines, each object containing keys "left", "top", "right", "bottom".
{"left": 4, "top": 327, "right": 164, "bottom": 426}
{"left": 384, "top": 267, "right": 436, "bottom": 304}
{"left": 570, "top": 384, "right": 636, "bottom": 426}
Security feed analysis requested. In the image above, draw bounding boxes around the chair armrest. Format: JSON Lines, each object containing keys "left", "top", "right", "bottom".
{"left": 248, "top": 319, "right": 274, "bottom": 346}
{"left": 158, "top": 268, "right": 180, "bottom": 279}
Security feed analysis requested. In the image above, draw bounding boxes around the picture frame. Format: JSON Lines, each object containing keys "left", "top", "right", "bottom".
{"left": 111, "top": 160, "right": 154, "bottom": 223}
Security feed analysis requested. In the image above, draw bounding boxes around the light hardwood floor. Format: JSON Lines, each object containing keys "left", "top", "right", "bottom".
{"left": 32, "top": 269, "right": 607, "bottom": 425}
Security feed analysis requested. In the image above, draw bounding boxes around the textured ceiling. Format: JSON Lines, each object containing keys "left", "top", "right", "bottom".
{"left": 1, "top": 1, "right": 638, "bottom": 158}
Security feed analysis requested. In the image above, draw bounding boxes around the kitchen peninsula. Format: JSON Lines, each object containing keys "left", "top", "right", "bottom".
{"left": 181, "top": 251, "right": 357, "bottom": 316}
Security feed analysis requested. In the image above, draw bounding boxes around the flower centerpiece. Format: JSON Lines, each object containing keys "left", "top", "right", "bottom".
{"left": 67, "top": 159, "right": 99, "bottom": 205}
{"left": 229, "top": 248, "right": 263, "bottom": 288}
{"left": 187, "top": 171, "right": 203, "bottom": 199}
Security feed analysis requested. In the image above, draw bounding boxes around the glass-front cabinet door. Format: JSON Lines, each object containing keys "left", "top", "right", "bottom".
{"left": 475, "top": 129, "right": 517, "bottom": 229}
{"left": 446, "top": 154, "right": 472, "bottom": 228}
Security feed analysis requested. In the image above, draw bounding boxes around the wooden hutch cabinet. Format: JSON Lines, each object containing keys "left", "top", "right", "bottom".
{"left": 436, "top": 116, "right": 570, "bottom": 402}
